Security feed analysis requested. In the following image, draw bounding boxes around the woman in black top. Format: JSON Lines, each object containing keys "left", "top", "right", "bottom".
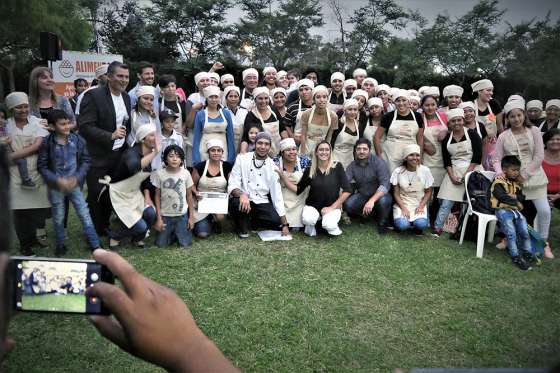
{"left": 281, "top": 140, "right": 351, "bottom": 236}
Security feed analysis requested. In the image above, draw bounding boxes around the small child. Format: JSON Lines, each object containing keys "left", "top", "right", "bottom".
{"left": 37, "top": 110, "right": 101, "bottom": 256}
{"left": 160, "top": 108, "right": 184, "bottom": 155}
{"left": 152, "top": 145, "right": 195, "bottom": 249}
{"left": 490, "top": 155, "right": 537, "bottom": 271}
{"left": 0, "top": 107, "right": 36, "bottom": 189}
{"left": 240, "top": 124, "right": 260, "bottom": 154}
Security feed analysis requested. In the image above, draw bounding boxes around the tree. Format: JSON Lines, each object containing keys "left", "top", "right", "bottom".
{"left": 415, "top": 0, "right": 506, "bottom": 84}
{"left": 226, "top": 0, "right": 324, "bottom": 68}
{"left": 345, "top": 0, "right": 422, "bottom": 70}
{"left": 0, "top": 0, "right": 91, "bottom": 97}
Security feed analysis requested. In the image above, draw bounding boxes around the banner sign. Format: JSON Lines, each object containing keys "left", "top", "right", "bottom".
{"left": 50, "top": 51, "right": 123, "bottom": 97}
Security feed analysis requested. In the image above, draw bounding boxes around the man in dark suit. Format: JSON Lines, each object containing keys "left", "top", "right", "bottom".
{"left": 78, "top": 61, "right": 131, "bottom": 235}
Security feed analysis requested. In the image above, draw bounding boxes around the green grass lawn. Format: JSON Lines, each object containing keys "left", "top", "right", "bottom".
{"left": 21, "top": 293, "right": 86, "bottom": 313}
{"left": 5, "top": 210, "right": 560, "bottom": 372}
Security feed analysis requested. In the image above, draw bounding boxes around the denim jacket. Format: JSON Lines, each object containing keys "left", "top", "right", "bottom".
{"left": 37, "top": 132, "right": 90, "bottom": 188}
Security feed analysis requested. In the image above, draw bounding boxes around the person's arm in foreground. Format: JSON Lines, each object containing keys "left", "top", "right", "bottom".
{"left": 87, "top": 249, "right": 239, "bottom": 373}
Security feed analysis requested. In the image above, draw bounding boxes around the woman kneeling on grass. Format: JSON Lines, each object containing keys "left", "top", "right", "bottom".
{"left": 280, "top": 140, "right": 351, "bottom": 236}
{"left": 391, "top": 144, "right": 433, "bottom": 234}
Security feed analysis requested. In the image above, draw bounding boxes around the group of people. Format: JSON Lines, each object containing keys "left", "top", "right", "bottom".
{"left": 1, "top": 61, "right": 559, "bottom": 270}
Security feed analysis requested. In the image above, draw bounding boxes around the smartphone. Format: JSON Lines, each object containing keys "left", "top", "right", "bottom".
{"left": 10, "top": 256, "right": 114, "bottom": 315}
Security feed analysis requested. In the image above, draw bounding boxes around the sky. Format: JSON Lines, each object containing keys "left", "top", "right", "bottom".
{"left": 228, "top": 0, "right": 560, "bottom": 41}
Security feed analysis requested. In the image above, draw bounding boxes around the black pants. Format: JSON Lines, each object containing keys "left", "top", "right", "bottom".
{"left": 13, "top": 208, "right": 48, "bottom": 251}
{"left": 229, "top": 197, "right": 281, "bottom": 233}
{"left": 86, "top": 166, "right": 113, "bottom": 236}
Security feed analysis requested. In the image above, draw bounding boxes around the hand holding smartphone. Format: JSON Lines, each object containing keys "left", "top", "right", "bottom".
{"left": 10, "top": 257, "right": 114, "bottom": 315}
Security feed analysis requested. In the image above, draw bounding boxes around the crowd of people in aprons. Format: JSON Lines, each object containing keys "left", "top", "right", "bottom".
{"left": 1, "top": 61, "right": 559, "bottom": 270}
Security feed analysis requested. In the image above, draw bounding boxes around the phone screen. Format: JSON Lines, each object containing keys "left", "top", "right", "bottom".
{"left": 11, "top": 257, "right": 113, "bottom": 315}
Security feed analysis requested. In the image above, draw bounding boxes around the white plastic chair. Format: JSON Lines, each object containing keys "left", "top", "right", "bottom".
{"left": 459, "top": 171, "right": 497, "bottom": 258}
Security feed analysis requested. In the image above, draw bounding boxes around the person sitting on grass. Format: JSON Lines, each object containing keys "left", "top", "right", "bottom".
{"left": 37, "top": 109, "right": 101, "bottom": 256}
{"left": 490, "top": 155, "right": 540, "bottom": 271}
{"left": 390, "top": 144, "right": 434, "bottom": 234}
{"left": 153, "top": 145, "right": 195, "bottom": 249}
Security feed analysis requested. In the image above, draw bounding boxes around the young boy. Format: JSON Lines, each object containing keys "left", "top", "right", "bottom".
{"left": 152, "top": 145, "right": 195, "bottom": 249}
{"left": 37, "top": 110, "right": 101, "bottom": 256}
{"left": 490, "top": 155, "right": 537, "bottom": 271}
{"left": 160, "top": 108, "right": 184, "bottom": 155}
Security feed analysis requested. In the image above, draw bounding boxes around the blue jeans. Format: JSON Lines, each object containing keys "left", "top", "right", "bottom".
{"left": 343, "top": 193, "right": 392, "bottom": 225}
{"left": 394, "top": 217, "right": 429, "bottom": 231}
{"left": 49, "top": 187, "right": 100, "bottom": 249}
{"left": 495, "top": 209, "right": 531, "bottom": 257}
{"left": 110, "top": 206, "right": 156, "bottom": 242}
{"left": 15, "top": 158, "right": 30, "bottom": 181}
{"left": 156, "top": 214, "right": 193, "bottom": 247}
{"left": 193, "top": 215, "right": 213, "bottom": 238}
{"left": 434, "top": 199, "right": 456, "bottom": 229}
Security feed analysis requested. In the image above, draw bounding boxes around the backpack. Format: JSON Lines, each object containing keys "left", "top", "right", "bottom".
{"left": 467, "top": 171, "right": 494, "bottom": 215}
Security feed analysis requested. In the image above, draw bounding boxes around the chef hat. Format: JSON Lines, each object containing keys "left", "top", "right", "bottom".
{"left": 376, "top": 84, "right": 390, "bottom": 94}
{"left": 352, "top": 68, "right": 367, "bottom": 78}
{"left": 136, "top": 85, "right": 155, "bottom": 98}
{"left": 459, "top": 101, "right": 476, "bottom": 111}
{"left": 408, "top": 95, "right": 421, "bottom": 104}
{"left": 298, "top": 79, "right": 315, "bottom": 89}
{"left": 408, "top": 89, "right": 419, "bottom": 97}
{"left": 504, "top": 100, "right": 525, "bottom": 115}
{"left": 203, "top": 85, "right": 221, "bottom": 98}
{"left": 277, "top": 70, "right": 287, "bottom": 79}
{"left": 206, "top": 138, "right": 224, "bottom": 151}
{"left": 447, "top": 108, "right": 465, "bottom": 120}
{"left": 263, "top": 66, "right": 277, "bottom": 75}
{"left": 279, "top": 137, "right": 297, "bottom": 152}
{"left": 389, "top": 87, "right": 400, "bottom": 99}
{"left": 5, "top": 92, "right": 29, "bottom": 110}
{"left": 443, "top": 85, "right": 464, "bottom": 97}
{"left": 352, "top": 89, "right": 368, "bottom": 101}
{"left": 220, "top": 74, "right": 234, "bottom": 84}
{"left": 330, "top": 72, "right": 345, "bottom": 83}
{"left": 252, "top": 86, "right": 270, "bottom": 98}
{"left": 95, "top": 64, "right": 108, "bottom": 78}
{"left": 194, "top": 71, "right": 210, "bottom": 86}
{"left": 471, "top": 79, "right": 493, "bottom": 93}
{"left": 312, "top": 85, "right": 329, "bottom": 97}
{"left": 367, "top": 97, "right": 383, "bottom": 108}
{"left": 344, "top": 79, "right": 357, "bottom": 89}
{"left": 136, "top": 123, "right": 156, "bottom": 142}
{"left": 255, "top": 131, "right": 272, "bottom": 143}
{"left": 545, "top": 99, "right": 560, "bottom": 110}
{"left": 418, "top": 86, "right": 428, "bottom": 96}
{"left": 223, "top": 85, "right": 240, "bottom": 99}
{"left": 423, "top": 86, "right": 440, "bottom": 98}
{"left": 208, "top": 72, "right": 220, "bottom": 82}
{"left": 271, "top": 87, "right": 287, "bottom": 98}
{"left": 402, "top": 144, "right": 421, "bottom": 159}
{"left": 362, "top": 77, "right": 378, "bottom": 86}
{"left": 526, "top": 100, "right": 543, "bottom": 111}
{"left": 508, "top": 94, "right": 525, "bottom": 104}
{"left": 242, "top": 68, "right": 259, "bottom": 81}
{"left": 391, "top": 89, "right": 409, "bottom": 101}
{"left": 343, "top": 98, "right": 359, "bottom": 110}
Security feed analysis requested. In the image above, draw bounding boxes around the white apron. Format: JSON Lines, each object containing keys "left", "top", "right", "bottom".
{"left": 332, "top": 120, "right": 359, "bottom": 169}
{"left": 109, "top": 171, "right": 150, "bottom": 229}
{"left": 278, "top": 158, "right": 308, "bottom": 228}
{"left": 230, "top": 107, "right": 247, "bottom": 154}
{"left": 294, "top": 100, "right": 310, "bottom": 142}
{"left": 129, "top": 112, "right": 161, "bottom": 171}
{"left": 476, "top": 100, "right": 497, "bottom": 171}
{"left": 8, "top": 119, "right": 50, "bottom": 210}
{"left": 503, "top": 129, "right": 548, "bottom": 200}
{"left": 300, "top": 107, "right": 331, "bottom": 157}
{"left": 438, "top": 130, "right": 480, "bottom": 202}
{"left": 327, "top": 90, "right": 344, "bottom": 114}
{"left": 393, "top": 167, "right": 428, "bottom": 222}
{"left": 193, "top": 161, "right": 228, "bottom": 223}
{"left": 255, "top": 108, "right": 281, "bottom": 156}
{"left": 422, "top": 112, "right": 447, "bottom": 187}
{"left": 362, "top": 118, "right": 381, "bottom": 146}
{"left": 240, "top": 89, "right": 254, "bottom": 111}
{"left": 200, "top": 108, "right": 228, "bottom": 162}
{"left": 382, "top": 110, "right": 419, "bottom": 173}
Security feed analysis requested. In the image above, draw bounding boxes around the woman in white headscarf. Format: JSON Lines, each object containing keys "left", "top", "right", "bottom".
{"left": 539, "top": 99, "right": 560, "bottom": 133}
{"left": 492, "top": 100, "right": 553, "bottom": 258}
{"left": 331, "top": 99, "right": 360, "bottom": 169}
{"left": 300, "top": 85, "right": 338, "bottom": 157}
{"left": 222, "top": 85, "right": 247, "bottom": 154}
{"left": 441, "top": 85, "right": 464, "bottom": 112}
